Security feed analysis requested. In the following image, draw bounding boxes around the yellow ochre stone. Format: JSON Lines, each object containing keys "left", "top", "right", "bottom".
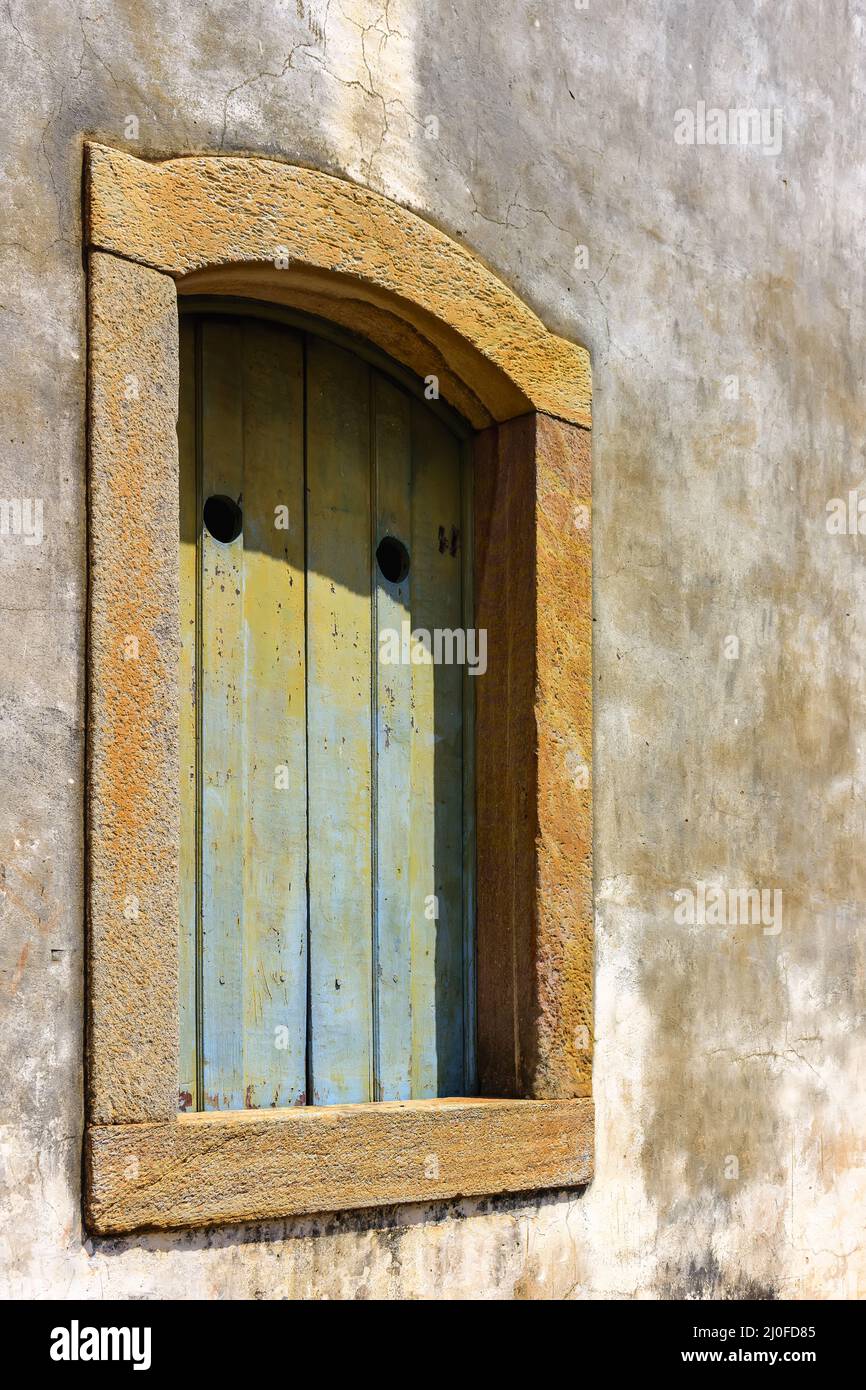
{"left": 86, "top": 143, "right": 591, "bottom": 430}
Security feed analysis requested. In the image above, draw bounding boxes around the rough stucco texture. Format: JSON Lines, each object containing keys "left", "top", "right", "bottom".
{"left": 1, "top": 0, "right": 865, "bottom": 1298}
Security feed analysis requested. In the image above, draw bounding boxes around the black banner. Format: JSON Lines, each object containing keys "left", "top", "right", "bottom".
{"left": 0, "top": 1297, "right": 859, "bottom": 1373}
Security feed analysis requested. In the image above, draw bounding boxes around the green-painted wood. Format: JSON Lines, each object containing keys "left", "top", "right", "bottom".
{"left": 179, "top": 307, "right": 474, "bottom": 1110}
{"left": 177, "top": 317, "right": 198, "bottom": 1111}
{"left": 181, "top": 299, "right": 474, "bottom": 445}
{"left": 372, "top": 375, "right": 414, "bottom": 1100}
{"left": 305, "top": 336, "right": 374, "bottom": 1104}
{"left": 196, "top": 317, "right": 307, "bottom": 1109}
{"left": 460, "top": 442, "right": 478, "bottom": 1095}
{"left": 199, "top": 317, "right": 246, "bottom": 1110}
{"left": 239, "top": 321, "right": 307, "bottom": 1107}
{"left": 409, "top": 399, "right": 466, "bottom": 1097}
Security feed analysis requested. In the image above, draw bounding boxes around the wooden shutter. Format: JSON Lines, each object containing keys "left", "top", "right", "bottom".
{"left": 178, "top": 313, "right": 473, "bottom": 1109}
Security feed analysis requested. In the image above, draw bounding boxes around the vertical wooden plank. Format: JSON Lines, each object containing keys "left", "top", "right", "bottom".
{"left": 240, "top": 320, "right": 307, "bottom": 1107}
{"left": 409, "top": 400, "right": 465, "bottom": 1097}
{"left": 460, "top": 443, "right": 477, "bottom": 1095}
{"left": 306, "top": 337, "right": 374, "bottom": 1104}
{"left": 177, "top": 318, "right": 198, "bottom": 1111}
{"left": 372, "top": 374, "right": 413, "bottom": 1100}
{"left": 199, "top": 318, "right": 245, "bottom": 1110}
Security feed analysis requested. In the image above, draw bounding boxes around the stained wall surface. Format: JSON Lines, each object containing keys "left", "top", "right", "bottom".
{"left": 2, "top": 0, "right": 864, "bottom": 1298}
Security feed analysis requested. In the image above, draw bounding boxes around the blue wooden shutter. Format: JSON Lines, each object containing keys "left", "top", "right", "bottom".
{"left": 178, "top": 313, "right": 474, "bottom": 1109}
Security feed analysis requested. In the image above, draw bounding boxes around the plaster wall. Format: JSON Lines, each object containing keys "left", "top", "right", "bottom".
{"left": 1, "top": 0, "right": 864, "bottom": 1298}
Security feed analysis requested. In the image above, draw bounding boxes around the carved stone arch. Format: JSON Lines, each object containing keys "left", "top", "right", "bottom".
{"left": 86, "top": 144, "right": 591, "bottom": 430}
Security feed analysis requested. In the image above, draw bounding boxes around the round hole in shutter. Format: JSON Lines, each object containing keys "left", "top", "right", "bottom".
{"left": 203, "top": 494, "right": 243, "bottom": 544}
{"left": 376, "top": 535, "right": 411, "bottom": 584}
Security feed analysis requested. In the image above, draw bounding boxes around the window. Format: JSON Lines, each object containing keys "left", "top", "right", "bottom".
{"left": 85, "top": 144, "right": 593, "bottom": 1232}
{"left": 178, "top": 306, "right": 475, "bottom": 1110}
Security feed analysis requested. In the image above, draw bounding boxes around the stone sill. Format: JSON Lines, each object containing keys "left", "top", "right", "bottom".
{"left": 86, "top": 1096, "right": 593, "bottom": 1234}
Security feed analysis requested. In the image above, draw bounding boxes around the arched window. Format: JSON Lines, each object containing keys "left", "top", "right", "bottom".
{"left": 85, "top": 145, "right": 592, "bottom": 1232}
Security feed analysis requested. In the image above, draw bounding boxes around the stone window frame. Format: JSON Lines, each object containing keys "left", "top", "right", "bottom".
{"left": 84, "top": 143, "right": 593, "bottom": 1234}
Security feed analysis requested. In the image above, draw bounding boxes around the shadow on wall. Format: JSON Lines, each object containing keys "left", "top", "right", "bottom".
{"left": 89, "top": 1185, "right": 589, "bottom": 1259}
